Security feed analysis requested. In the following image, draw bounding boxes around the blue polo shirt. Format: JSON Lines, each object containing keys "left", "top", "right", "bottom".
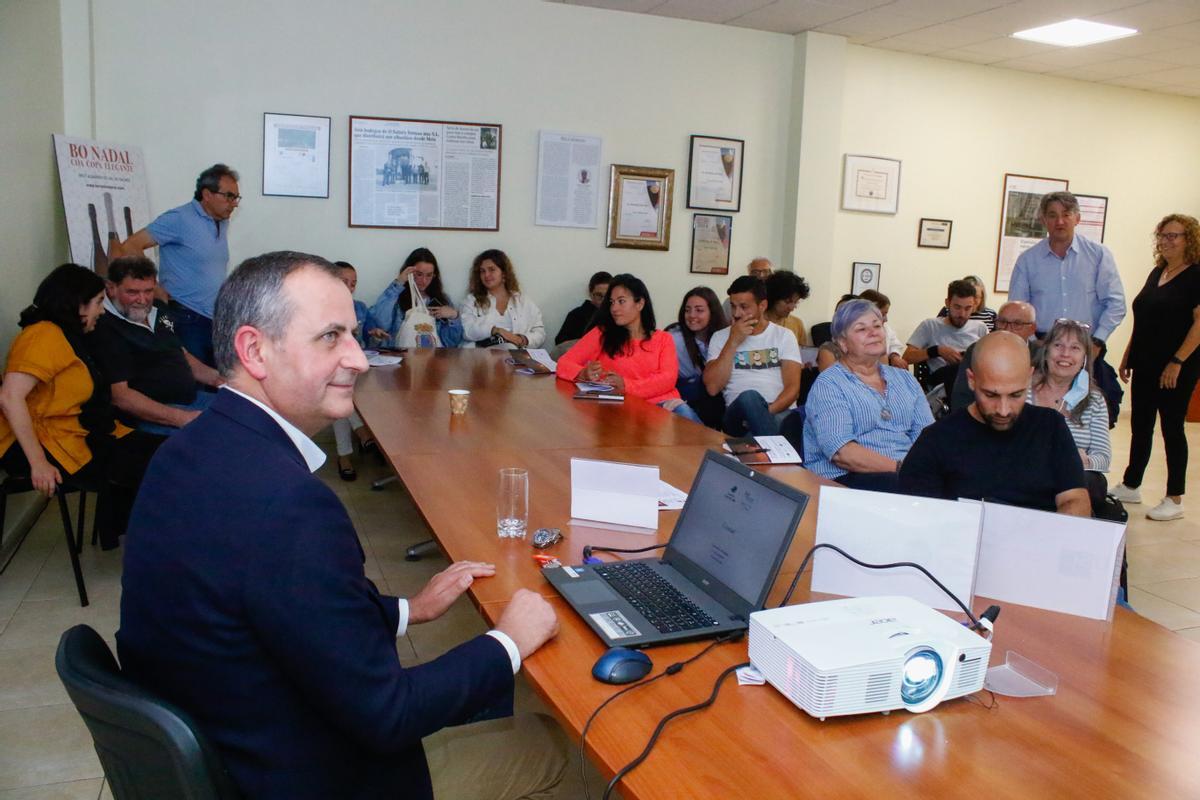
{"left": 1008, "top": 236, "right": 1125, "bottom": 341}
{"left": 147, "top": 200, "right": 230, "bottom": 318}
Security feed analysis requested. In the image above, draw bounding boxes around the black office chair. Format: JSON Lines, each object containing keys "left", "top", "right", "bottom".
{"left": 56, "top": 625, "right": 242, "bottom": 800}
{"left": 810, "top": 322, "right": 832, "bottom": 347}
{"left": 0, "top": 471, "right": 91, "bottom": 606}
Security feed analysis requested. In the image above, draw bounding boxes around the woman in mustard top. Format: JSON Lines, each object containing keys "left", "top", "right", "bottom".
{"left": 0, "top": 264, "right": 159, "bottom": 548}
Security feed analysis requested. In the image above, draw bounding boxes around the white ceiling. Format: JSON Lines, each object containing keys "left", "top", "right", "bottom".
{"left": 549, "top": 0, "right": 1200, "bottom": 97}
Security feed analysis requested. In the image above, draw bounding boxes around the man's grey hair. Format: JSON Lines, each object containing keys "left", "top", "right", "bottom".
{"left": 194, "top": 163, "right": 239, "bottom": 201}
{"left": 213, "top": 250, "right": 341, "bottom": 376}
{"left": 830, "top": 298, "right": 883, "bottom": 341}
{"left": 1038, "top": 191, "right": 1079, "bottom": 217}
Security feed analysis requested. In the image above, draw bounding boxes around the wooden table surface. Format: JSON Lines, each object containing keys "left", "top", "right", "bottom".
{"left": 355, "top": 349, "right": 1200, "bottom": 799}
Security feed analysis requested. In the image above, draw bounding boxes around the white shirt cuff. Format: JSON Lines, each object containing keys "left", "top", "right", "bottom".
{"left": 485, "top": 630, "right": 522, "bottom": 674}
{"left": 396, "top": 599, "right": 410, "bottom": 637}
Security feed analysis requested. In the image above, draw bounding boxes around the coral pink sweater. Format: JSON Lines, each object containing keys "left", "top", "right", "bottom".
{"left": 556, "top": 327, "right": 681, "bottom": 404}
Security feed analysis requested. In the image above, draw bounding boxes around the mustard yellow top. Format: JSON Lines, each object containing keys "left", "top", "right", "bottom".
{"left": 779, "top": 315, "right": 806, "bottom": 347}
{"left": 0, "top": 321, "right": 129, "bottom": 474}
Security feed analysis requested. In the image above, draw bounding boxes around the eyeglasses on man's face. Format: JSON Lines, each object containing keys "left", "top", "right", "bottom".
{"left": 212, "top": 190, "right": 241, "bottom": 203}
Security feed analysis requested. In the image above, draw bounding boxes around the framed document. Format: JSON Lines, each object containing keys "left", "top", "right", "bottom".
{"left": 263, "top": 113, "right": 331, "bottom": 198}
{"left": 851, "top": 262, "right": 881, "bottom": 295}
{"left": 606, "top": 164, "right": 674, "bottom": 250}
{"left": 1074, "top": 193, "right": 1108, "bottom": 243}
{"left": 686, "top": 135, "right": 744, "bottom": 212}
{"left": 841, "top": 154, "right": 901, "bottom": 214}
{"left": 994, "top": 173, "right": 1069, "bottom": 293}
{"left": 918, "top": 218, "right": 952, "bottom": 249}
{"left": 348, "top": 116, "right": 501, "bottom": 231}
{"left": 690, "top": 214, "right": 732, "bottom": 274}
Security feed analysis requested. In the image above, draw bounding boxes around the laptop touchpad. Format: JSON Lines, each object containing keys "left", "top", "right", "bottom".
{"left": 559, "top": 580, "right": 620, "bottom": 605}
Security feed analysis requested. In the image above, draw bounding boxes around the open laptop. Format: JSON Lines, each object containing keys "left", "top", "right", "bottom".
{"left": 543, "top": 450, "right": 809, "bottom": 648}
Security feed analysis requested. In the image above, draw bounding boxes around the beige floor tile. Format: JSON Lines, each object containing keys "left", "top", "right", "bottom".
{"left": 406, "top": 599, "right": 489, "bottom": 662}
{"left": 1127, "top": 587, "right": 1200, "bottom": 630}
{"left": 1126, "top": 541, "right": 1200, "bottom": 584}
{"left": 0, "top": 778, "right": 103, "bottom": 800}
{"left": 0, "top": 647, "right": 68, "bottom": 712}
{"left": 1139, "top": 577, "right": 1200, "bottom": 613}
{"left": 0, "top": 598, "right": 120, "bottom": 653}
{"left": 96, "top": 782, "right": 109, "bottom": 800}
{"left": 0, "top": 705, "right": 100, "bottom": 791}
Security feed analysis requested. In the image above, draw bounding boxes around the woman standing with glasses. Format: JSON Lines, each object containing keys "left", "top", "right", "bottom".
{"left": 1111, "top": 214, "right": 1200, "bottom": 520}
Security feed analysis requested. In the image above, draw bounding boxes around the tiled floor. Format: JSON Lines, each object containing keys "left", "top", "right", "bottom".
{"left": 1, "top": 415, "right": 1198, "bottom": 797}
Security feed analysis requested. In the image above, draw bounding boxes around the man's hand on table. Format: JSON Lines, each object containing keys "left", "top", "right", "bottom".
{"left": 408, "top": 560, "right": 496, "bottom": 624}
{"left": 495, "top": 589, "right": 559, "bottom": 660}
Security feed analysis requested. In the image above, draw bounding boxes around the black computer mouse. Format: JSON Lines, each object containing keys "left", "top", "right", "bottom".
{"left": 592, "top": 647, "right": 653, "bottom": 685}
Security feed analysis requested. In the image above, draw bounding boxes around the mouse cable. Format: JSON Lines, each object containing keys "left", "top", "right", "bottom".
{"left": 582, "top": 543, "right": 667, "bottom": 562}
{"left": 779, "top": 543, "right": 986, "bottom": 632}
{"left": 601, "top": 660, "right": 748, "bottom": 800}
{"left": 579, "top": 632, "right": 740, "bottom": 800}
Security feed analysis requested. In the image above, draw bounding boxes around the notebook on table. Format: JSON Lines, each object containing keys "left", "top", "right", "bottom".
{"left": 543, "top": 450, "right": 809, "bottom": 648}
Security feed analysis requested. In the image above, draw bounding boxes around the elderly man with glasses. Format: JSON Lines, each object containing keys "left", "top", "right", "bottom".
{"left": 950, "top": 300, "right": 1038, "bottom": 411}
{"left": 115, "top": 163, "right": 241, "bottom": 367}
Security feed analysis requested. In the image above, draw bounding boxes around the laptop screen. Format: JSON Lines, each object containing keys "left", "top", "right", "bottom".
{"left": 667, "top": 453, "right": 807, "bottom": 609}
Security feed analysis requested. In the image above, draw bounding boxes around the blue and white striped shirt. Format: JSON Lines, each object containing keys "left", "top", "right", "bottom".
{"left": 803, "top": 362, "right": 934, "bottom": 479}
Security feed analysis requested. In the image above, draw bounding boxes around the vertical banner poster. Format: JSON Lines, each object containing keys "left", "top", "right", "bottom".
{"left": 52, "top": 134, "right": 151, "bottom": 277}
{"left": 994, "top": 173, "right": 1068, "bottom": 294}
{"left": 535, "top": 130, "right": 601, "bottom": 228}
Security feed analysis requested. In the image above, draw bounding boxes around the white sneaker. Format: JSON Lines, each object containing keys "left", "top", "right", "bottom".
{"left": 1109, "top": 483, "right": 1142, "bottom": 504}
{"left": 1147, "top": 498, "right": 1184, "bottom": 521}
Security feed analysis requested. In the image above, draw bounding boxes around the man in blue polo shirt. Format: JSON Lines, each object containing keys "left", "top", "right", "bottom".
{"left": 117, "top": 164, "right": 240, "bottom": 366}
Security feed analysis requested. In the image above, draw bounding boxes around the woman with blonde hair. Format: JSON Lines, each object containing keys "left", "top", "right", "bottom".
{"left": 459, "top": 249, "right": 545, "bottom": 349}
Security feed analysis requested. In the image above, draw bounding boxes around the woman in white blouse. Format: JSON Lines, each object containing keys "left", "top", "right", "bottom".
{"left": 459, "top": 249, "right": 545, "bottom": 349}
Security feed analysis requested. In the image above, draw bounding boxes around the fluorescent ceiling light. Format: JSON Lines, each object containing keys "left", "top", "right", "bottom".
{"left": 1012, "top": 18, "right": 1138, "bottom": 47}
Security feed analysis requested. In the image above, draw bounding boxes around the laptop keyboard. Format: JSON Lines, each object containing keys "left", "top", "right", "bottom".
{"left": 593, "top": 562, "right": 720, "bottom": 634}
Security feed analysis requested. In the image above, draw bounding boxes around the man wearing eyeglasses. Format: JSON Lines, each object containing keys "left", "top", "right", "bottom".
{"left": 950, "top": 301, "right": 1038, "bottom": 411}
{"left": 116, "top": 163, "right": 241, "bottom": 367}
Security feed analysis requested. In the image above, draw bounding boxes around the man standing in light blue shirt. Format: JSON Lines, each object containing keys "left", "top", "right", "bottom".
{"left": 117, "top": 164, "right": 240, "bottom": 366}
{"left": 1009, "top": 190, "right": 1126, "bottom": 420}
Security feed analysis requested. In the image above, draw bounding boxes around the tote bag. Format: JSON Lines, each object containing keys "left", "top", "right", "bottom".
{"left": 395, "top": 275, "right": 441, "bottom": 349}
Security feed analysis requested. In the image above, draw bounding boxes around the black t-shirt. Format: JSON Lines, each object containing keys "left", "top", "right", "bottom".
{"left": 91, "top": 304, "right": 197, "bottom": 417}
{"left": 899, "top": 405, "right": 1085, "bottom": 512}
{"left": 1128, "top": 263, "right": 1200, "bottom": 372}
{"left": 555, "top": 299, "right": 599, "bottom": 345}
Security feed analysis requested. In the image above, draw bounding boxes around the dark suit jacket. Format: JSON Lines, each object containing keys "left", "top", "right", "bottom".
{"left": 117, "top": 390, "right": 514, "bottom": 799}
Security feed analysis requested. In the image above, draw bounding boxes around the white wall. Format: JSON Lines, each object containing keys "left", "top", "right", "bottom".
{"left": 829, "top": 45, "right": 1200, "bottom": 359}
{"left": 80, "top": 0, "right": 795, "bottom": 335}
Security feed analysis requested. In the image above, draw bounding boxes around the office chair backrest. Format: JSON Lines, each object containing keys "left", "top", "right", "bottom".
{"left": 55, "top": 625, "right": 241, "bottom": 800}
{"left": 810, "top": 322, "right": 832, "bottom": 347}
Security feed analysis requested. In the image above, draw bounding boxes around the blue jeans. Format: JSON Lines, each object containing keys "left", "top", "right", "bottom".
{"left": 136, "top": 390, "right": 215, "bottom": 436}
{"left": 661, "top": 400, "right": 702, "bottom": 423}
{"left": 722, "top": 391, "right": 781, "bottom": 437}
{"left": 169, "top": 302, "right": 215, "bottom": 367}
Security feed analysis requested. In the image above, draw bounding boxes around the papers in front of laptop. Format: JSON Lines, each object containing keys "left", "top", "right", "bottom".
{"left": 973, "top": 501, "right": 1125, "bottom": 622}
{"left": 811, "top": 486, "right": 982, "bottom": 612}
{"left": 570, "top": 458, "right": 659, "bottom": 530}
{"left": 657, "top": 480, "right": 688, "bottom": 511}
{"left": 722, "top": 436, "right": 802, "bottom": 464}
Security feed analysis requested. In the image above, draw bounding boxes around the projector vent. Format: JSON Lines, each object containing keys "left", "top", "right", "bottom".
{"left": 864, "top": 673, "right": 891, "bottom": 704}
{"left": 956, "top": 657, "right": 983, "bottom": 692}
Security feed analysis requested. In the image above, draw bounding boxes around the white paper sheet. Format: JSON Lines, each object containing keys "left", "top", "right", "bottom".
{"left": 366, "top": 354, "right": 403, "bottom": 367}
{"left": 657, "top": 480, "right": 688, "bottom": 511}
{"left": 974, "top": 502, "right": 1125, "bottom": 621}
{"left": 570, "top": 458, "right": 660, "bottom": 530}
{"left": 525, "top": 348, "right": 557, "bottom": 373}
{"left": 811, "top": 487, "right": 982, "bottom": 612}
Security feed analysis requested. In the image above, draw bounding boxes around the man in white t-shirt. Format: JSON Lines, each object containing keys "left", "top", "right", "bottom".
{"left": 903, "top": 278, "right": 988, "bottom": 392}
{"left": 704, "top": 275, "right": 802, "bottom": 442}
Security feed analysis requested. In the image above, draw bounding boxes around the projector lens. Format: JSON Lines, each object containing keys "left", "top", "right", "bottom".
{"left": 901, "top": 649, "right": 943, "bottom": 706}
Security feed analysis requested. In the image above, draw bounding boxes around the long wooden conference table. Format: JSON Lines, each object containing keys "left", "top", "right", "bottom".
{"left": 355, "top": 348, "right": 1200, "bottom": 799}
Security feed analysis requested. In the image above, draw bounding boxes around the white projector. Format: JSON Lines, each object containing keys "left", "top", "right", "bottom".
{"left": 749, "top": 595, "right": 991, "bottom": 719}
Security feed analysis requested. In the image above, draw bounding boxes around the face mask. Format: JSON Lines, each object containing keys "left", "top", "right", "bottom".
{"left": 1063, "top": 368, "right": 1089, "bottom": 408}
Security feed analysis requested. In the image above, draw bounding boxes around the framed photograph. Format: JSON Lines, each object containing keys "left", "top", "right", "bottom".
{"left": 690, "top": 214, "right": 732, "bottom": 274}
{"left": 851, "top": 262, "right": 881, "bottom": 295}
{"left": 994, "top": 173, "right": 1069, "bottom": 292}
{"left": 1074, "top": 193, "right": 1108, "bottom": 243}
{"left": 348, "top": 115, "right": 501, "bottom": 231}
{"left": 263, "top": 113, "right": 331, "bottom": 198}
{"left": 606, "top": 164, "right": 674, "bottom": 250}
{"left": 918, "top": 218, "right": 953, "bottom": 249}
{"left": 841, "top": 154, "right": 901, "bottom": 214}
{"left": 686, "top": 135, "right": 744, "bottom": 212}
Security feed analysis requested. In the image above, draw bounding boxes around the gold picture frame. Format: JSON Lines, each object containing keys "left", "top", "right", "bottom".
{"left": 605, "top": 164, "right": 674, "bottom": 250}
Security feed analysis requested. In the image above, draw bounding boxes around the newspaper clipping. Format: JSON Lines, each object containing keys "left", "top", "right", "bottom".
{"left": 52, "top": 134, "right": 151, "bottom": 277}
{"left": 350, "top": 116, "right": 500, "bottom": 230}
{"left": 535, "top": 130, "right": 601, "bottom": 228}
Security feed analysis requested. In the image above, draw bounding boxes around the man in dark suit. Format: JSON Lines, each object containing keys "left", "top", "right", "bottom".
{"left": 118, "top": 251, "right": 565, "bottom": 799}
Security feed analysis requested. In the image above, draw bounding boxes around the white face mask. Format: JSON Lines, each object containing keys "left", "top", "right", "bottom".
{"left": 1063, "top": 368, "right": 1089, "bottom": 408}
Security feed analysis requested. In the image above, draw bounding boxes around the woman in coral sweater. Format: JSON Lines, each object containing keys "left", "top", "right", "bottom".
{"left": 557, "top": 274, "right": 701, "bottom": 422}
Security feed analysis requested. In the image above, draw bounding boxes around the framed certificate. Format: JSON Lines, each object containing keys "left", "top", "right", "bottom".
{"left": 851, "top": 262, "right": 881, "bottom": 294}
{"left": 841, "top": 154, "right": 901, "bottom": 214}
{"left": 686, "top": 135, "right": 744, "bottom": 212}
{"left": 262, "top": 113, "right": 331, "bottom": 198}
{"left": 606, "top": 164, "right": 674, "bottom": 250}
{"left": 918, "top": 218, "right": 953, "bottom": 249}
{"left": 690, "top": 214, "right": 732, "bottom": 274}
